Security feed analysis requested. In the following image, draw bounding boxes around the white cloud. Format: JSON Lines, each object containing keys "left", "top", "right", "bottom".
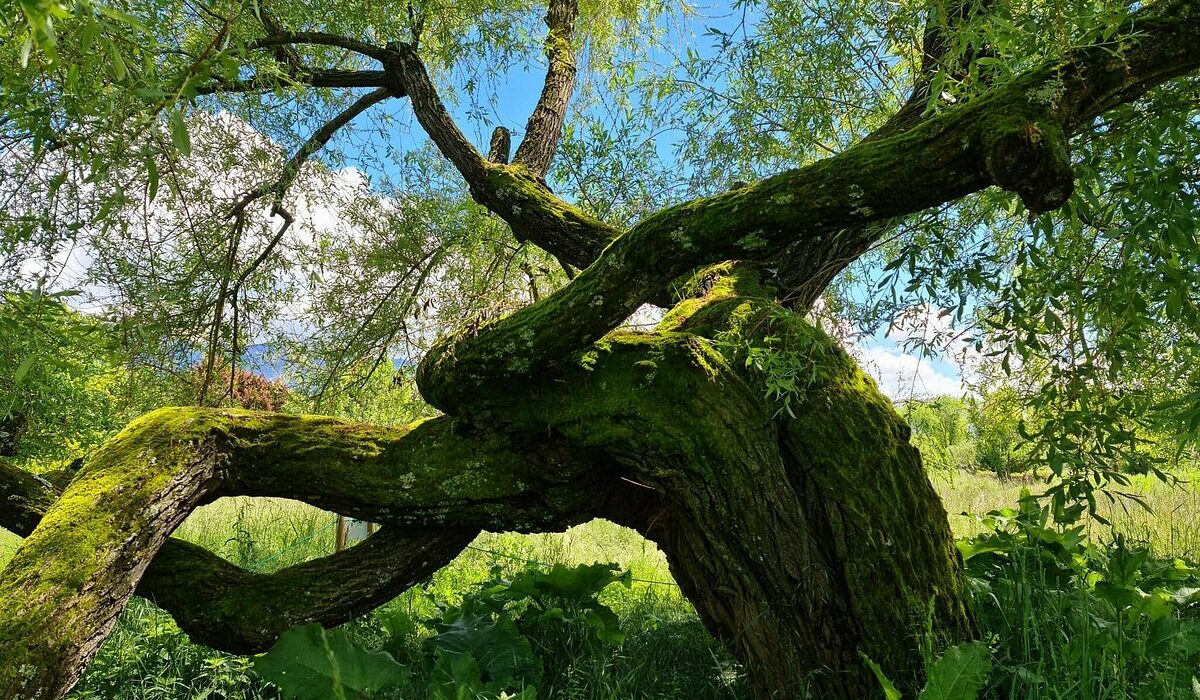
{"left": 856, "top": 342, "right": 966, "bottom": 401}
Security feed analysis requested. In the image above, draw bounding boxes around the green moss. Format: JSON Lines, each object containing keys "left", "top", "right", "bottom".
{"left": 0, "top": 407, "right": 228, "bottom": 695}
{"left": 0, "top": 406, "right": 615, "bottom": 694}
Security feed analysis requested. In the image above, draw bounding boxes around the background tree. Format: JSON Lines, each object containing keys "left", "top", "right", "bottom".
{"left": 2, "top": 0, "right": 1200, "bottom": 698}
{"left": 904, "top": 396, "right": 977, "bottom": 473}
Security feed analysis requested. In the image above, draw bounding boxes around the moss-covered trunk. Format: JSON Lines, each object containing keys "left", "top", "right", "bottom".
{"left": 645, "top": 431, "right": 970, "bottom": 698}
{"left": 469, "top": 269, "right": 974, "bottom": 698}
{"left": 0, "top": 263, "right": 973, "bottom": 700}
{"left": 1, "top": 335, "right": 969, "bottom": 700}
{"left": 627, "top": 332, "right": 972, "bottom": 698}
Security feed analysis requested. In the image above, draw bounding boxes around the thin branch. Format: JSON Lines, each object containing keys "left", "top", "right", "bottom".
{"left": 193, "top": 69, "right": 389, "bottom": 95}
{"left": 262, "top": 86, "right": 391, "bottom": 209}
{"left": 200, "top": 87, "right": 390, "bottom": 402}
{"left": 232, "top": 86, "right": 391, "bottom": 283}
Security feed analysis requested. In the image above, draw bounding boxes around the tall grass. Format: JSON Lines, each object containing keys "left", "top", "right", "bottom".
{"left": 33, "top": 498, "right": 740, "bottom": 699}
{"left": 3, "top": 472, "right": 1200, "bottom": 698}
{"left": 934, "top": 469, "right": 1200, "bottom": 557}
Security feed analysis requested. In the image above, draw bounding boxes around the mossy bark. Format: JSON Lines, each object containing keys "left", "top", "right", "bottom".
{"left": 569, "top": 276, "right": 972, "bottom": 697}
{"left": 642, "top": 384, "right": 971, "bottom": 697}
{"left": 0, "top": 409, "right": 227, "bottom": 698}
{"left": 0, "top": 410, "right": 628, "bottom": 698}
{"left": 3, "top": 4, "right": 1199, "bottom": 697}
{"left": 2, "top": 282, "right": 968, "bottom": 700}
{"left": 412, "top": 265, "right": 966, "bottom": 698}
{"left": 139, "top": 527, "right": 475, "bottom": 654}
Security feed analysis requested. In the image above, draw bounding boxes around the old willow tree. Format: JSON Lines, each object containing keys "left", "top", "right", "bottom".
{"left": 2, "top": 0, "right": 1200, "bottom": 696}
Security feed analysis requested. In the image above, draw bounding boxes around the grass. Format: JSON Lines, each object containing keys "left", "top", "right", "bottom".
{"left": 933, "top": 469, "right": 1200, "bottom": 557}
{"left": 4, "top": 471, "right": 1200, "bottom": 698}
{"left": 28, "top": 498, "right": 740, "bottom": 699}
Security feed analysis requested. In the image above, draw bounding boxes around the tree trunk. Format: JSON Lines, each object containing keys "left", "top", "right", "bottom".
{"left": 492, "top": 270, "right": 975, "bottom": 698}
{"left": 1, "top": 272, "right": 971, "bottom": 700}
{"left": 622, "top": 320, "right": 972, "bottom": 698}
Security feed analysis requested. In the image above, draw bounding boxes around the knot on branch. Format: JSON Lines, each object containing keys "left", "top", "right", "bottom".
{"left": 984, "top": 120, "right": 1074, "bottom": 215}
{"left": 489, "top": 127, "right": 512, "bottom": 164}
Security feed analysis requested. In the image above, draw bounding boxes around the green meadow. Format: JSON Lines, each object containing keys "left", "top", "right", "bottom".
{"left": 5, "top": 470, "right": 1200, "bottom": 699}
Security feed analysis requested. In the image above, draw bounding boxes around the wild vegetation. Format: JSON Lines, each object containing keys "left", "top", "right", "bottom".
{"left": 6, "top": 312, "right": 1200, "bottom": 698}
{"left": 3, "top": 0, "right": 1200, "bottom": 697}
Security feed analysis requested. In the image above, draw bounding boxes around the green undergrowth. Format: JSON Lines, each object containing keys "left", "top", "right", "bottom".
{"left": 58, "top": 508, "right": 744, "bottom": 700}
{"left": 5, "top": 476, "right": 1200, "bottom": 699}
{"left": 955, "top": 490, "right": 1200, "bottom": 699}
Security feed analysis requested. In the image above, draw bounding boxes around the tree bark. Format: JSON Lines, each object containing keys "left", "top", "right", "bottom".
{"left": 614, "top": 270, "right": 972, "bottom": 697}
{"left": 3, "top": 2, "right": 1200, "bottom": 698}
{"left": 0, "top": 410, "right": 626, "bottom": 697}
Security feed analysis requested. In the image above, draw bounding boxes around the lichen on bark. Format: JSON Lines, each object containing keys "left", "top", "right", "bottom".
{"left": 3, "top": 3, "right": 1200, "bottom": 698}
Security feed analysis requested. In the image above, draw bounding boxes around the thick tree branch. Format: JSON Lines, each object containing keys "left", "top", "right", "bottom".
{"left": 416, "top": 0, "right": 1200, "bottom": 411}
{"left": 471, "top": 164, "right": 620, "bottom": 267}
{"left": 489, "top": 126, "right": 512, "bottom": 163}
{"left": 381, "top": 40, "right": 618, "bottom": 267}
{"left": 0, "top": 409, "right": 623, "bottom": 697}
{"left": 513, "top": 0, "right": 579, "bottom": 176}
{"left": 1, "top": 458, "right": 476, "bottom": 656}
{"left": 385, "top": 42, "right": 489, "bottom": 182}
{"left": 202, "top": 16, "right": 612, "bottom": 270}
{"left": 139, "top": 527, "right": 475, "bottom": 654}
{"left": 873, "top": 0, "right": 999, "bottom": 140}
{"left": 0, "top": 458, "right": 56, "bottom": 537}
{"left": 768, "top": 0, "right": 998, "bottom": 304}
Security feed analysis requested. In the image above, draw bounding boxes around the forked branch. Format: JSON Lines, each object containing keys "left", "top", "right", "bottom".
{"left": 0, "top": 458, "right": 476, "bottom": 656}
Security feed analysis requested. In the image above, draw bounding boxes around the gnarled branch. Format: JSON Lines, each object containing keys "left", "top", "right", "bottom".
{"left": 416, "top": 0, "right": 1200, "bottom": 411}
{"left": 0, "top": 409, "right": 624, "bottom": 697}
{"left": 0, "top": 459, "right": 476, "bottom": 657}
{"left": 139, "top": 527, "right": 475, "bottom": 654}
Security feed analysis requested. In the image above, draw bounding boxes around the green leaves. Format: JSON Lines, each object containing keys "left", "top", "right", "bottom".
{"left": 12, "top": 355, "right": 36, "bottom": 385}
{"left": 168, "top": 109, "right": 191, "bottom": 157}
{"left": 861, "top": 642, "right": 991, "bottom": 700}
{"left": 253, "top": 563, "right": 628, "bottom": 699}
{"left": 15, "top": 0, "right": 153, "bottom": 68}
{"left": 431, "top": 613, "right": 539, "bottom": 689}
{"left": 500, "top": 562, "right": 631, "bottom": 603}
{"left": 920, "top": 642, "right": 991, "bottom": 700}
{"left": 859, "top": 652, "right": 902, "bottom": 700}
{"left": 253, "top": 624, "right": 408, "bottom": 700}
{"left": 16, "top": 0, "right": 71, "bottom": 64}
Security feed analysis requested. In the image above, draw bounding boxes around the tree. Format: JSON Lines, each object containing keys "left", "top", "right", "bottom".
{"left": 2, "top": 0, "right": 1199, "bottom": 697}
{"left": 970, "top": 385, "right": 1027, "bottom": 477}
{"left": 905, "top": 396, "right": 977, "bottom": 472}
{"left": 0, "top": 290, "right": 164, "bottom": 464}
